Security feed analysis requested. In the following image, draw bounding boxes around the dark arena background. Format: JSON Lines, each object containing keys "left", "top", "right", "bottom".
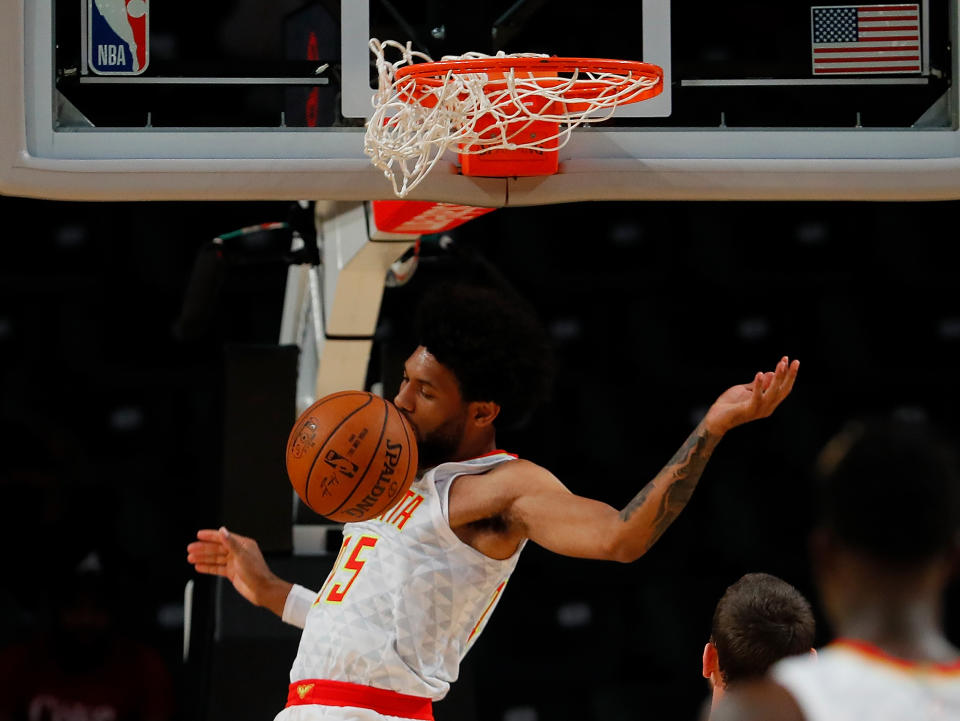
{"left": 1, "top": 195, "right": 958, "bottom": 721}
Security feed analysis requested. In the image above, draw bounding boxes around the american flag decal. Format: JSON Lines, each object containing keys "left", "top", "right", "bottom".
{"left": 811, "top": 4, "right": 921, "bottom": 75}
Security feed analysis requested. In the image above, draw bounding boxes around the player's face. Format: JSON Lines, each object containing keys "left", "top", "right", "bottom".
{"left": 394, "top": 346, "right": 469, "bottom": 468}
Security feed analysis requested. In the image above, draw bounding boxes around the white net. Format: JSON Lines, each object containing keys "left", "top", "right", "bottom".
{"left": 364, "top": 39, "right": 662, "bottom": 198}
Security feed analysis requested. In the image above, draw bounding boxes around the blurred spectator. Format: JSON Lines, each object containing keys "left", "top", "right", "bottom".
{"left": 0, "top": 551, "right": 176, "bottom": 721}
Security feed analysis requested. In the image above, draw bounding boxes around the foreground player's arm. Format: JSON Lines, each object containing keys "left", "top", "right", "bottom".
{"left": 486, "top": 357, "right": 799, "bottom": 561}
{"left": 186, "top": 527, "right": 310, "bottom": 624}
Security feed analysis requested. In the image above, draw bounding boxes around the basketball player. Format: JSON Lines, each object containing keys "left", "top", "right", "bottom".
{"left": 712, "top": 416, "right": 960, "bottom": 721}
{"left": 699, "top": 572, "right": 815, "bottom": 720}
{"left": 187, "top": 282, "right": 800, "bottom": 721}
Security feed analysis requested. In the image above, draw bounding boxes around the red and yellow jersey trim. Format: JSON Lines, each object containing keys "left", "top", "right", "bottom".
{"left": 467, "top": 580, "right": 506, "bottom": 643}
{"left": 832, "top": 638, "right": 960, "bottom": 676}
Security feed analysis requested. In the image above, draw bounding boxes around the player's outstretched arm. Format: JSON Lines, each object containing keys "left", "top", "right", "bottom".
{"left": 499, "top": 357, "right": 799, "bottom": 562}
{"left": 186, "top": 527, "right": 293, "bottom": 618}
{"left": 614, "top": 355, "right": 800, "bottom": 553}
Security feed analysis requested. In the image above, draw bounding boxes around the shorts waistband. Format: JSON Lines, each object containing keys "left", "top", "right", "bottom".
{"left": 286, "top": 679, "right": 433, "bottom": 720}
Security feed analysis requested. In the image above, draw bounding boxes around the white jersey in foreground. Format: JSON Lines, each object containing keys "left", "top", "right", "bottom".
{"left": 771, "top": 639, "right": 960, "bottom": 721}
{"left": 276, "top": 451, "right": 524, "bottom": 720}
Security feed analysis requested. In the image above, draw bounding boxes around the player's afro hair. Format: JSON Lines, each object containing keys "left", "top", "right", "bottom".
{"left": 414, "top": 282, "right": 555, "bottom": 429}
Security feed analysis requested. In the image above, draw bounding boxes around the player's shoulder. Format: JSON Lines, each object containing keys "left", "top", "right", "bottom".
{"left": 487, "top": 456, "right": 544, "bottom": 474}
{"left": 485, "top": 457, "right": 565, "bottom": 490}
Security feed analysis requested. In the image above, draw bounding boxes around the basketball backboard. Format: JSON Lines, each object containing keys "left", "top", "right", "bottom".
{"left": 2, "top": 0, "right": 959, "bottom": 203}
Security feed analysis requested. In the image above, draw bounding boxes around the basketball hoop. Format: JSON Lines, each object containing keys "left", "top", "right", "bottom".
{"left": 365, "top": 39, "right": 664, "bottom": 198}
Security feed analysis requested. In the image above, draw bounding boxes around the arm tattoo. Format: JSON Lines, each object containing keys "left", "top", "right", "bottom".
{"left": 619, "top": 421, "right": 718, "bottom": 548}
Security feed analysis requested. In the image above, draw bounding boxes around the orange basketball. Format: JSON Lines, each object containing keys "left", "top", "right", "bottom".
{"left": 285, "top": 391, "right": 418, "bottom": 523}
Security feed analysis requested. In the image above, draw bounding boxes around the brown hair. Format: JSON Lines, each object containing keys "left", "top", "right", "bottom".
{"left": 711, "top": 572, "right": 815, "bottom": 685}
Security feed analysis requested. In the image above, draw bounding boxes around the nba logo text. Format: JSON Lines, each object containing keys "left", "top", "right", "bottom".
{"left": 88, "top": 0, "right": 149, "bottom": 75}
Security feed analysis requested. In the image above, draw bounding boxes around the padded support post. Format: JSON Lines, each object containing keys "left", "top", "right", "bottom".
{"left": 316, "top": 202, "right": 413, "bottom": 396}
{"left": 280, "top": 201, "right": 413, "bottom": 556}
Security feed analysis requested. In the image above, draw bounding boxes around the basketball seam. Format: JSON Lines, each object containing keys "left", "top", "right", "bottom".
{"left": 325, "top": 395, "right": 390, "bottom": 518}
{"left": 300, "top": 392, "right": 374, "bottom": 512}
{"left": 380, "top": 402, "right": 416, "bottom": 514}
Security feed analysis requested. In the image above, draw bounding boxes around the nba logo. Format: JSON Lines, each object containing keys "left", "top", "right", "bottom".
{"left": 88, "top": 0, "right": 149, "bottom": 75}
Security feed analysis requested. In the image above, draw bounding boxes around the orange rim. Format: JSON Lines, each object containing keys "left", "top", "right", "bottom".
{"left": 392, "top": 56, "right": 663, "bottom": 104}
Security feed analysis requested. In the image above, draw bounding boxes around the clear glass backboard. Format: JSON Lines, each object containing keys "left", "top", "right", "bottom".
{"left": 1, "top": 1, "right": 958, "bottom": 203}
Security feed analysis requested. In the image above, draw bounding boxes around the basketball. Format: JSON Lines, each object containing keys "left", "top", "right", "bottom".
{"left": 285, "top": 391, "right": 418, "bottom": 523}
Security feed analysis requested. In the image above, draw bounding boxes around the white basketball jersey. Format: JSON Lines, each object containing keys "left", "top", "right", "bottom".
{"left": 286, "top": 452, "right": 524, "bottom": 702}
{"left": 771, "top": 640, "right": 960, "bottom": 721}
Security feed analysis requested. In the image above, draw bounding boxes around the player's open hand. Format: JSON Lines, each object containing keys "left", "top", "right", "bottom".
{"left": 186, "top": 527, "right": 282, "bottom": 610}
{"left": 704, "top": 356, "right": 799, "bottom": 436}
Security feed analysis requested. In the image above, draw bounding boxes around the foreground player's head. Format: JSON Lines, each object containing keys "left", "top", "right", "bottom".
{"left": 811, "top": 416, "right": 960, "bottom": 627}
{"left": 394, "top": 282, "right": 554, "bottom": 468}
{"left": 703, "top": 573, "right": 815, "bottom": 706}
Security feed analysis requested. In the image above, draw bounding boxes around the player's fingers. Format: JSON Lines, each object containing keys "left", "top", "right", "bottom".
{"left": 765, "top": 357, "right": 787, "bottom": 396}
{"left": 751, "top": 361, "right": 780, "bottom": 416}
{"left": 749, "top": 372, "right": 764, "bottom": 408}
{"left": 187, "top": 541, "right": 225, "bottom": 555}
{"left": 761, "top": 358, "right": 798, "bottom": 414}
{"left": 761, "top": 371, "right": 776, "bottom": 391}
{"left": 192, "top": 563, "right": 230, "bottom": 578}
{"left": 779, "top": 359, "right": 799, "bottom": 396}
{"left": 186, "top": 557, "right": 227, "bottom": 572}
{"left": 771, "top": 357, "right": 795, "bottom": 397}
{"left": 219, "top": 526, "right": 252, "bottom": 554}
{"left": 187, "top": 548, "right": 227, "bottom": 563}
{"left": 196, "top": 529, "right": 224, "bottom": 542}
